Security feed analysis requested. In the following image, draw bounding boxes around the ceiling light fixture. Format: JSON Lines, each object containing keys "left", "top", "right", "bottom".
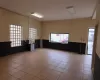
{"left": 31, "top": 12, "right": 43, "bottom": 18}
{"left": 66, "top": 6, "right": 75, "bottom": 14}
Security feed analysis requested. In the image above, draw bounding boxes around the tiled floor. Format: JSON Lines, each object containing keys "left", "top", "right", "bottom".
{"left": 88, "top": 42, "right": 93, "bottom": 55}
{"left": 0, "top": 49, "right": 93, "bottom": 80}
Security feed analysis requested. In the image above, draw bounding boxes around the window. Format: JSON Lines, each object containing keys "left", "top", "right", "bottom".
{"left": 50, "top": 33, "right": 69, "bottom": 44}
{"left": 10, "top": 25, "right": 22, "bottom": 47}
{"left": 29, "top": 28, "right": 37, "bottom": 44}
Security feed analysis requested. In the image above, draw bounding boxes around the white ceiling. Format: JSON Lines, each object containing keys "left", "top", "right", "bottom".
{"left": 0, "top": 0, "right": 97, "bottom": 21}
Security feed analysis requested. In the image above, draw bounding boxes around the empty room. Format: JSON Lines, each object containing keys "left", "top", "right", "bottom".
{"left": 0, "top": 0, "right": 100, "bottom": 80}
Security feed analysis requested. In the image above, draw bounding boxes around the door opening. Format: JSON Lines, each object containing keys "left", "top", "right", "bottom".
{"left": 88, "top": 28, "right": 95, "bottom": 55}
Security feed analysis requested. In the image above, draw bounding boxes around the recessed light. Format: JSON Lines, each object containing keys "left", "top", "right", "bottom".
{"left": 66, "top": 6, "right": 74, "bottom": 9}
{"left": 66, "top": 6, "right": 75, "bottom": 14}
{"left": 31, "top": 12, "right": 43, "bottom": 18}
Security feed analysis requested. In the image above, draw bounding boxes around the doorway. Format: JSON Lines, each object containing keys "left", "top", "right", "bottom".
{"left": 88, "top": 28, "right": 95, "bottom": 55}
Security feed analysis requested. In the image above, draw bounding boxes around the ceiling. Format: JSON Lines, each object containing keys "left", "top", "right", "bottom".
{"left": 0, "top": 0, "right": 97, "bottom": 21}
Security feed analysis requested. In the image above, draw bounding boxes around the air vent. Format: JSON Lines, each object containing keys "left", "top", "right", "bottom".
{"left": 66, "top": 6, "right": 74, "bottom": 9}
{"left": 66, "top": 6, "right": 75, "bottom": 14}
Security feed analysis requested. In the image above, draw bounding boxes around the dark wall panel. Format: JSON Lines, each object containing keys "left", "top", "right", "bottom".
{"left": 0, "top": 39, "right": 86, "bottom": 56}
{"left": 94, "top": 53, "right": 100, "bottom": 80}
{"left": 0, "top": 40, "right": 30, "bottom": 56}
{"left": 42, "top": 39, "right": 86, "bottom": 54}
{"left": 0, "top": 42, "right": 11, "bottom": 56}
{"left": 35, "top": 39, "right": 41, "bottom": 48}
{"left": 0, "top": 39, "right": 41, "bottom": 56}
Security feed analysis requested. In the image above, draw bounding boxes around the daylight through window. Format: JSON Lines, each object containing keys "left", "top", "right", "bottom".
{"left": 29, "top": 28, "right": 37, "bottom": 44}
{"left": 10, "top": 25, "right": 22, "bottom": 47}
{"left": 50, "top": 33, "right": 69, "bottom": 43}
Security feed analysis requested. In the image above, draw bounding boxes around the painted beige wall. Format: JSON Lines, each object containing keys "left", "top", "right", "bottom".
{"left": 0, "top": 6, "right": 96, "bottom": 45}
{"left": 0, "top": 7, "right": 41, "bottom": 42}
{"left": 96, "top": 2, "right": 100, "bottom": 57}
{"left": 29, "top": 18, "right": 41, "bottom": 39}
{"left": 42, "top": 18, "right": 96, "bottom": 43}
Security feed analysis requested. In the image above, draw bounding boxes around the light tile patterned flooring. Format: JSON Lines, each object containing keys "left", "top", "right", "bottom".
{"left": 0, "top": 49, "right": 93, "bottom": 80}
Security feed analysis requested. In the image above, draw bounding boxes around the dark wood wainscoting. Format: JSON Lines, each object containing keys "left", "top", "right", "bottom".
{"left": 94, "top": 53, "right": 100, "bottom": 80}
{"left": 35, "top": 39, "right": 41, "bottom": 48}
{"left": 42, "top": 39, "right": 86, "bottom": 54}
{"left": 0, "top": 40, "right": 30, "bottom": 56}
{"left": 0, "top": 39, "right": 41, "bottom": 56}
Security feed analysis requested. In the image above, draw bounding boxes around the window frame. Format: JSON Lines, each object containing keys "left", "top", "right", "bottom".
{"left": 50, "top": 33, "right": 69, "bottom": 44}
